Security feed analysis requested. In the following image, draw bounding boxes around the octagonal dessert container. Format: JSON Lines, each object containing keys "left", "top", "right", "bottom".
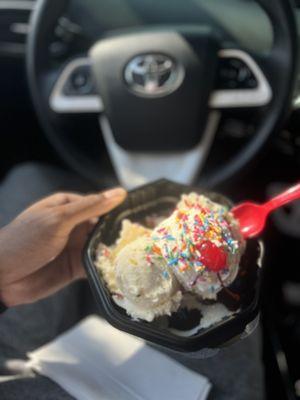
{"left": 83, "top": 179, "right": 263, "bottom": 356}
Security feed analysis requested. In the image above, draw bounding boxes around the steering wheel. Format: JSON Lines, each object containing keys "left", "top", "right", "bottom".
{"left": 27, "top": 0, "right": 298, "bottom": 189}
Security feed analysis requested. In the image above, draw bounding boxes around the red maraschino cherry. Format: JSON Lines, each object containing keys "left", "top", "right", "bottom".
{"left": 197, "top": 240, "right": 227, "bottom": 272}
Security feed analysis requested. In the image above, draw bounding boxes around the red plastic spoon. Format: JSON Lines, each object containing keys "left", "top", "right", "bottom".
{"left": 232, "top": 183, "right": 300, "bottom": 239}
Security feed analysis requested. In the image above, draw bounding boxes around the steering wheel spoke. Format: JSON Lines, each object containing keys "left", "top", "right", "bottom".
{"left": 210, "top": 49, "right": 272, "bottom": 109}
{"left": 100, "top": 112, "right": 221, "bottom": 189}
{"left": 50, "top": 57, "right": 103, "bottom": 113}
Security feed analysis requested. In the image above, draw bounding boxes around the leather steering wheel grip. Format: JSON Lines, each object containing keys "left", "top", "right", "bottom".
{"left": 26, "top": 0, "right": 298, "bottom": 188}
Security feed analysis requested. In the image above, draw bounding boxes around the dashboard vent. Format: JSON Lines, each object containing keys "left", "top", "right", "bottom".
{"left": 0, "top": 0, "right": 35, "bottom": 54}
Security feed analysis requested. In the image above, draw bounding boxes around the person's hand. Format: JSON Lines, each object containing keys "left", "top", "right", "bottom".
{"left": 0, "top": 188, "right": 127, "bottom": 307}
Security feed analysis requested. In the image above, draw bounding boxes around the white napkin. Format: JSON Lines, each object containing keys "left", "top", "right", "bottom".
{"left": 27, "top": 315, "right": 211, "bottom": 400}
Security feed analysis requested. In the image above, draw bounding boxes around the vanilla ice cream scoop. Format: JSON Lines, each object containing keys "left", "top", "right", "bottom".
{"left": 95, "top": 220, "right": 151, "bottom": 293}
{"left": 114, "top": 237, "right": 182, "bottom": 322}
{"left": 152, "top": 193, "right": 245, "bottom": 300}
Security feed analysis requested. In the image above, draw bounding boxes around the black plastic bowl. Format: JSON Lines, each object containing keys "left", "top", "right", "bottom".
{"left": 83, "top": 179, "right": 263, "bottom": 355}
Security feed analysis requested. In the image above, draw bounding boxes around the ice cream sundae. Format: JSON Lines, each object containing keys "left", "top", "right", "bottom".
{"left": 95, "top": 193, "right": 245, "bottom": 322}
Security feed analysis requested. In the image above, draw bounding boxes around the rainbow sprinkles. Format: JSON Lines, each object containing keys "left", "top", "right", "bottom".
{"left": 149, "top": 193, "right": 245, "bottom": 299}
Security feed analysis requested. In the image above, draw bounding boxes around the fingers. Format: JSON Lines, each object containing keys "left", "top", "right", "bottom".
{"left": 59, "top": 187, "right": 127, "bottom": 229}
{"left": 0, "top": 252, "right": 86, "bottom": 307}
{"left": 33, "top": 193, "right": 84, "bottom": 209}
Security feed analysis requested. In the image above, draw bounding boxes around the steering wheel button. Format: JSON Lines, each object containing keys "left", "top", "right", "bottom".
{"left": 247, "top": 78, "right": 258, "bottom": 89}
{"left": 72, "top": 71, "right": 88, "bottom": 89}
{"left": 63, "top": 65, "right": 95, "bottom": 96}
{"left": 216, "top": 57, "right": 258, "bottom": 90}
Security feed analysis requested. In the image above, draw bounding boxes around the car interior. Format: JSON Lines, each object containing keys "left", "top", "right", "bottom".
{"left": 0, "top": 0, "right": 300, "bottom": 398}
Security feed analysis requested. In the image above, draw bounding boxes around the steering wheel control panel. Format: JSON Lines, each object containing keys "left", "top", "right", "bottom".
{"left": 62, "top": 64, "right": 96, "bottom": 96}
{"left": 210, "top": 49, "right": 271, "bottom": 108}
{"left": 215, "top": 57, "right": 258, "bottom": 90}
{"left": 50, "top": 58, "right": 103, "bottom": 113}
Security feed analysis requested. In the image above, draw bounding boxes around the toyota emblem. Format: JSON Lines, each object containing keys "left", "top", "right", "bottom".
{"left": 124, "top": 53, "right": 184, "bottom": 97}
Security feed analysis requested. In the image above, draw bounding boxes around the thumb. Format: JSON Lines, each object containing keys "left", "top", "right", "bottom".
{"left": 59, "top": 187, "right": 127, "bottom": 229}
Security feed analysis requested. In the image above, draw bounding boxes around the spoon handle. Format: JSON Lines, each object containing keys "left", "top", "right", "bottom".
{"left": 264, "top": 183, "right": 300, "bottom": 212}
